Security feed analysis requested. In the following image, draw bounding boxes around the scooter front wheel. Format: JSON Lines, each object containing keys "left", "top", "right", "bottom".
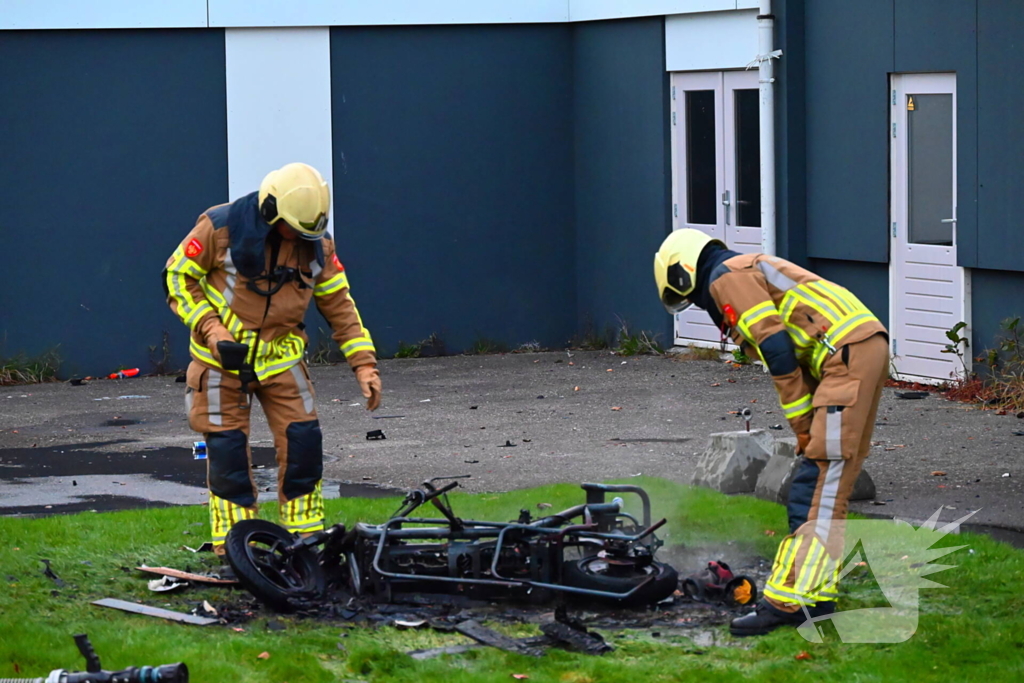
{"left": 225, "top": 519, "right": 326, "bottom": 612}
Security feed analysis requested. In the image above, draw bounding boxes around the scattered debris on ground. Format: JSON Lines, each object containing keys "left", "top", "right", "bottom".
{"left": 136, "top": 565, "right": 238, "bottom": 585}
{"left": 92, "top": 598, "right": 220, "bottom": 626}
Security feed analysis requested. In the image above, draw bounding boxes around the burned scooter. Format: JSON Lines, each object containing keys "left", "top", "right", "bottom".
{"left": 224, "top": 477, "right": 679, "bottom": 612}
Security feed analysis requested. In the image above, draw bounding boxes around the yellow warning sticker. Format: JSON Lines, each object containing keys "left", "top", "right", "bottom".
{"left": 907, "top": 96, "right": 915, "bottom": 111}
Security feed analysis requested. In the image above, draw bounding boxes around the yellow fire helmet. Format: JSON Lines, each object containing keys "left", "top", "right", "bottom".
{"left": 653, "top": 229, "right": 724, "bottom": 314}
{"left": 258, "top": 162, "right": 331, "bottom": 240}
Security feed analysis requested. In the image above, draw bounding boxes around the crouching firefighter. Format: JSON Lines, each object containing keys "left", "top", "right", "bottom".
{"left": 164, "top": 162, "right": 382, "bottom": 553}
{"left": 653, "top": 229, "right": 889, "bottom": 636}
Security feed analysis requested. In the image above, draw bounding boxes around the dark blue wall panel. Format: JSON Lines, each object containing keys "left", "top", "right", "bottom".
{"left": 804, "top": 0, "right": 894, "bottom": 263}
{"left": 0, "top": 30, "right": 228, "bottom": 377}
{"left": 970, "top": 269, "right": 1024, "bottom": 354}
{"left": 774, "top": 0, "right": 808, "bottom": 266}
{"left": 895, "top": 0, "right": 978, "bottom": 269}
{"left": 329, "top": 25, "right": 574, "bottom": 354}
{"left": 808, "top": 259, "right": 890, "bottom": 330}
{"left": 978, "top": 0, "right": 1024, "bottom": 272}
{"left": 573, "top": 18, "right": 672, "bottom": 344}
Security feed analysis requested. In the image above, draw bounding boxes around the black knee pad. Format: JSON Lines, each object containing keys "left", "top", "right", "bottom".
{"left": 283, "top": 420, "right": 323, "bottom": 500}
{"left": 787, "top": 457, "right": 822, "bottom": 533}
{"left": 206, "top": 429, "right": 255, "bottom": 507}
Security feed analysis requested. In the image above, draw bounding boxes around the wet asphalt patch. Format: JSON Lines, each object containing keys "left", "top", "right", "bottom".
{"left": 4, "top": 495, "right": 177, "bottom": 516}
{"left": 0, "top": 440, "right": 276, "bottom": 487}
{"left": 0, "top": 440, "right": 277, "bottom": 516}
{"left": 0, "top": 440, "right": 404, "bottom": 517}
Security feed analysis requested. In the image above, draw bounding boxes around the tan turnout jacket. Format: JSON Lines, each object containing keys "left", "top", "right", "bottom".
{"left": 709, "top": 254, "right": 887, "bottom": 435}
{"left": 165, "top": 205, "right": 376, "bottom": 381}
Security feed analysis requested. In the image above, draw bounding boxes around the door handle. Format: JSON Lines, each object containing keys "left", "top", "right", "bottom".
{"left": 721, "top": 190, "right": 731, "bottom": 226}
{"left": 941, "top": 218, "right": 956, "bottom": 223}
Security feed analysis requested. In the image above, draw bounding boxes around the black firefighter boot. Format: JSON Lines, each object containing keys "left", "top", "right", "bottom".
{"left": 729, "top": 599, "right": 836, "bottom": 637}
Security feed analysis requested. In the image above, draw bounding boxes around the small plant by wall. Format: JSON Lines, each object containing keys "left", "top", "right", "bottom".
{"left": 148, "top": 331, "right": 180, "bottom": 375}
{"left": 615, "top": 319, "right": 664, "bottom": 356}
{"left": 0, "top": 346, "right": 62, "bottom": 385}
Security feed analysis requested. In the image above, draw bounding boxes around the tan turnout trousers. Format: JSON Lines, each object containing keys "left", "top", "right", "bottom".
{"left": 185, "top": 360, "right": 325, "bottom": 548}
{"left": 763, "top": 333, "right": 889, "bottom": 610}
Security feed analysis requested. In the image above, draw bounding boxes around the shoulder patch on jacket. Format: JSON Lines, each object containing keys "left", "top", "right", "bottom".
{"left": 332, "top": 252, "right": 344, "bottom": 270}
{"left": 185, "top": 238, "right": 204, "bottom": 258}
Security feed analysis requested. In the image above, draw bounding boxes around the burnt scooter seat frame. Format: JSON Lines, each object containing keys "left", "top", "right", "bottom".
{"left": 225, "top": 476, "right": 678, "bottom": 612}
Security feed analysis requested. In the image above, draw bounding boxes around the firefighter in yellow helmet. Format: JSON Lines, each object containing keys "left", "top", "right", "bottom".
{"left": 164, "top": 162, "right": 382, "bottom": 552}
{"left": 654, "top": 229, "right": 889, "bottom": 636}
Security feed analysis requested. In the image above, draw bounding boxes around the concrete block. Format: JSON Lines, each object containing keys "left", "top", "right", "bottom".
{"left": 691, "top": 429, "right": 774, "bottom": 494}
{"left": 754, "top": 438, "right": 877, "bottom": 503}
{"left": 754, "top": 437, "right": 799, "bottom": 503}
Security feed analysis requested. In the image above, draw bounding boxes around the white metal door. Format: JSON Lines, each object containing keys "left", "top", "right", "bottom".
{"left": 670, "top": 70, "right": 761, "bottom": 346}
{"left": 890, "top": 73, "right": 969, "bottom": 382}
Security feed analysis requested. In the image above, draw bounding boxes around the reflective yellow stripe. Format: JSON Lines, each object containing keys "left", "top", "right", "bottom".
{"left": 281, "top": 482, "right": 324, "bottom": 533}
{"left": 252, "top": 333, "right": 306, "bottom": 380}
{"left": 763, "top": 583, "right": 816, "bottom": 605}
{"left": 785, "top": 323, "right": 816, "bottom": 349}
{"left": 829, "top": 311, "right": 878, "bottom": 346}
{"left": 769, "top": 535, "right": 802, "bottom": 588}
{"left": 200, "top": 280, "right": 228, "bottom": 308}
{"left": 810, "top": 343, "right": 831, "bottom": 380}
{"left": 736, "top": 301, "right": 778, "bottom": 343}
{"left": 190, "top": 338, "right": 222, "bottom": 368}
{"left": 340, "top": 286, "right": 374, "bottom": 352}
{"left": 805, "top": 282, "right": 852, "bottom": 317}
{"left": 791, "top": 289, "right": 840, "bottom": 324}
{"left": 183, "top": 300, "right": 214, "bottom": 327}
{"left": 198, "top": 281, "right": 250, "bottom": 336}
{"left": 810, "top": 281, "right": 857, "bottom": 313}
{"left": 808, "top": 311, "right": 879, "bottom": 379}
{"left": 782, "top": 393, "right": 813, "bottom": 419}
{"left": 341, "top": 336, "right": 375, "bottom": 358}
{"left": 209, "top": 493, "right": 256, "bottom": 543}
{"left": 742, "top": 301, "right": 779, "bottom": 325}
{"left": 795, "top": 541, "right": 826, "bottom": 595}
{"left": 314, "top": 272, "right": 349, "bottom": 296}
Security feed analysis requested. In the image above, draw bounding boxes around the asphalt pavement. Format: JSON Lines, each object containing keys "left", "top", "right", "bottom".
{"left": 1, "top": 351, "right": 1021, "bottom": 537}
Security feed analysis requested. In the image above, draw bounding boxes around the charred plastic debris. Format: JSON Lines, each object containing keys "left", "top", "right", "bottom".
{"left": 111, "top": 478, "right": 762, "bottom": 658}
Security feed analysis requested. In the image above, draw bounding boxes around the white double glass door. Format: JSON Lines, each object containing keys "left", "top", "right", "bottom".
{"left": 670, "top": 70, "right": 762, "bottom": 346}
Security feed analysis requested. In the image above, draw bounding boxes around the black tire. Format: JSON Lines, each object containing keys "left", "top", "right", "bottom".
{"left": 224, "top": 519, "right": 326, "bottom": 612}
{"left": 680, "top": 577, "right": 703, "bottom": 601}
{"left": 562, "top": 556, "right": 679, "bottom": 606}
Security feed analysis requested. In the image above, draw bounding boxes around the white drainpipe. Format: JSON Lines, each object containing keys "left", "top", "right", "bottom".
{"left": 756, "top": 0, "right": 781, "bottom": 256}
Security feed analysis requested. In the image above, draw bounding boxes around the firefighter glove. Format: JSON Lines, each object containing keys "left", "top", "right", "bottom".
{"left": 199, "top": 318, "right": 236, "bottom": 363}
{"left": 796, "top": 432, "right": 811, "bottom": 455}
{"left": 355, "top": 364, "right": 382, "bottom": 411}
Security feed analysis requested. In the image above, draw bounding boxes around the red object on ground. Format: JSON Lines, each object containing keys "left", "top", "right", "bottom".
{"left": 108, "top": 368, "right": 140, "bottom": 379}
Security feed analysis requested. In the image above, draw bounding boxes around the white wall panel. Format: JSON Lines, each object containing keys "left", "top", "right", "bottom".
{"left": 1, "top": 0, "right": 206, "bottom": 29}
{"left": 569, "top": 0, "right": 735, "bottom": 22}
{"left": 4, "top": 0, "right": 761, "bottom": 30}
{"left": 225, "top": 28, "right": 335, "bottom": 227}
{"left": 665, "top": 10, "right": 758, "bottom": 71}
{"left": 210, "top": 0, "right": 568, "bottom": 27}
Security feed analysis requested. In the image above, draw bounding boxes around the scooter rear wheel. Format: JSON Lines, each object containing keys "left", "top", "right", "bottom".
{"left": 562, "top": 556, "right": 679, "bottom": 606}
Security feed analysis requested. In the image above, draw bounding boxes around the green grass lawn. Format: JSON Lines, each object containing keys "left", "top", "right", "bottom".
{"left": 1, "top": 479, "right": 1022, "bottom": 682}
